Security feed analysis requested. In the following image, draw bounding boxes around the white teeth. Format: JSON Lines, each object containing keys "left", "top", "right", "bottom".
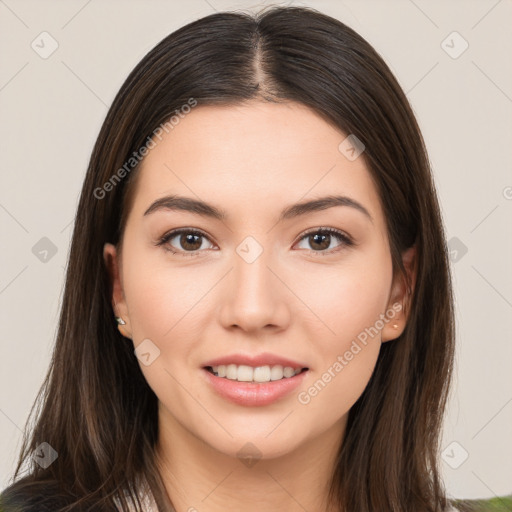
{"left": 253, "top": 366, "right": 271, "bottom": 382}
{"left": 283, "top": 366, "right": 295, "bottom": 378}
{"left": 237, "top": 365, "right": 254, "bottom": 382}
{"left": 270, "top": 365, "right": 284, "bottom": 381}
{"left": 209, "top": 364, "right": 304, "bottom": 382}
{"left": 226, "top": 364, "right": 237, "bottom": 380}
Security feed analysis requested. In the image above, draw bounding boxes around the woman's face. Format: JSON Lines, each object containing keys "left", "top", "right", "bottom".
{"left": 105, "top": 100, "right": 413, "bottom": 460}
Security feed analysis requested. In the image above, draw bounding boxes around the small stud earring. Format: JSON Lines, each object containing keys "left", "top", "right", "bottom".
{"left": 116, "top": 317, "right": 126, "bottom": 325}
{"left": 392, "top": 323, "right": 398, "bottom": 329}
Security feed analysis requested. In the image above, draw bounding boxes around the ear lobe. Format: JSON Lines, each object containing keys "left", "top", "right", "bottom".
{"left": 103, "top": 243, "right": 132, "bottom": 338}
{"left": 381, "top": 245, "right": 417, "bottom": 343}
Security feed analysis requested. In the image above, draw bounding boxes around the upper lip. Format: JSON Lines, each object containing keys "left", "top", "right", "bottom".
{"left": 202, "top": 352, "right": 309, "bottom": 369}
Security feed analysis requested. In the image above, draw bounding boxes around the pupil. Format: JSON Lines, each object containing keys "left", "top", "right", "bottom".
{"left": 182, "top": 233, "right": 201, "bottom": 250}
{"left": 311, "top": 233, "right": 329, "bottom": 250}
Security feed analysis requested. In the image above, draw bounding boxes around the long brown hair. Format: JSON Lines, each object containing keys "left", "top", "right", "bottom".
{"left": 1, "top": 5, "right": 455, "bottom": 511}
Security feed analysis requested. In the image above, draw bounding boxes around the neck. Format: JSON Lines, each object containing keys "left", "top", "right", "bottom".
{"left": 155, "top": 406, "right": 346, "bottom": 512}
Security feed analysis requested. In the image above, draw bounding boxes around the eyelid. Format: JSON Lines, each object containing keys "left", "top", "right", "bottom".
{"left": 298, "top": 226, "right": 352, "bottom": 242}
{"left": 156, "top": 226, "right": 355, "bottom": 256}
{"left": 155, "top": 228, "right": 215, "bottom": 256}
{"left": 294, "top": 227, "right": 355, "bottom": 255}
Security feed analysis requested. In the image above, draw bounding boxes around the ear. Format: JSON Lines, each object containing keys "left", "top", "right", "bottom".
{"left": 381, "top": 245, "right": 417, "bottom": 343}
{"left": 103, "top": 243, "right": 132, "bottom": 339}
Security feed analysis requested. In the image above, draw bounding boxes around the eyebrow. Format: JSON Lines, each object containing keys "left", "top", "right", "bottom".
{"left": 143, "top": 194, "right": 373, "bottom": 223}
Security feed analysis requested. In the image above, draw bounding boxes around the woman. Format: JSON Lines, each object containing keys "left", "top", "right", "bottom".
{"left": 0, "top": 5, "right": 458, "bottom": 511}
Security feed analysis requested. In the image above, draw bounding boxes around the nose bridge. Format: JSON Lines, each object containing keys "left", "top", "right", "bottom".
{"left": 220, "top": 235, "right": 290, "bottom": 331}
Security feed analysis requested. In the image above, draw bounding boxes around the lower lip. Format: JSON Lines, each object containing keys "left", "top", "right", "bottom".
{"left": 201, "top": 368, "right": 308, "bottom": 407}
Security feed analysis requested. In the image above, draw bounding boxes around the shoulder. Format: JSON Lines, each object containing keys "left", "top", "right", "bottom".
{"left": 1, "top": 476, "right": 156, "bottom": 512}
{"left": 0, "top": 478, "right": 65, "bottom": 512}
{"left": 0, "top": 478, "right": 117, "bottom": 512}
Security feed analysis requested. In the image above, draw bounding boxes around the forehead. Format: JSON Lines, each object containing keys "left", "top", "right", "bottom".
{"left": 127, "top": 100, "right": 385, "bottom": 228}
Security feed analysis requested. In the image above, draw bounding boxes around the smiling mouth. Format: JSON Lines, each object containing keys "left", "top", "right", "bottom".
{"left": 204, "top": 364, "right": 309, "bottom": 383}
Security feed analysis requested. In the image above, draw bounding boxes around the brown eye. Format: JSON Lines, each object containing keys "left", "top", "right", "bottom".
{"left": 295, "top": 228, "right": 353, "bottom": 255}
{"left": 307, "top": 232, "right": 331, "bottom": 251}
{"left": 157, "top": 229, "right": 214, "bottom": 256}
{"left": 178, "top": 232, "right": 203, "bottom": 251}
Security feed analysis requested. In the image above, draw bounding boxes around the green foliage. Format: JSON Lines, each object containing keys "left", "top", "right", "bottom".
{"left": 452, "top": 494, "right": 512, "bottom": 512}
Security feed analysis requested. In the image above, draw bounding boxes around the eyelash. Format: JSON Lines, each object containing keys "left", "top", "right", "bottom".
{"left": 155, "top": 227, "right": 355, "bottom": 258}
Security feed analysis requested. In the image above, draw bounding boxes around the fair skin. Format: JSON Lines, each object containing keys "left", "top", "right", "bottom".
{"left": 104, "top": 100, "right": 416, "bottom": 512}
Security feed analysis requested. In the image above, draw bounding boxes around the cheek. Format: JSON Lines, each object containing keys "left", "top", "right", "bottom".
{"left": 120, "top": 248, "right": 210, "bottom": 410}
{"left": 290, "top": 247, "right": 392, "bottom": 345}
{"left": 292, "top": 250, "right": 391, "bottom": 414}
{"left": 122, "top": 243, "right": 210, "bottom": 341}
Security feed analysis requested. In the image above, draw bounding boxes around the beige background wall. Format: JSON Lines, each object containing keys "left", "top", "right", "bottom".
{"left": 1, "top": 0, "right": 511, "bottom": 501}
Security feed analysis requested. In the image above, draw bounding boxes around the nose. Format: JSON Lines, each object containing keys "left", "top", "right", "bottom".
{"left": 219, "top": 244, "right": 291, "bottom": 333}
